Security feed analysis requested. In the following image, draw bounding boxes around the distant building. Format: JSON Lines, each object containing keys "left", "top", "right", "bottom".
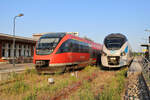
{"left": 0, "top": 33, "right": 36, "bottom": 63}
{"left": 141, "top": 44, "right": 150, "bottom": 60}
{"left": 32, "top": 32, "right": 47, "bottom": 41}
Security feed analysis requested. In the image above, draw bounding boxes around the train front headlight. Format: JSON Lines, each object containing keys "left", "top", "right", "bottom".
{"left": 121, "top": 51, "right": 126, "bottom": 56}
{"left": 102, "top": 51, "right": 107, "bottom": 56}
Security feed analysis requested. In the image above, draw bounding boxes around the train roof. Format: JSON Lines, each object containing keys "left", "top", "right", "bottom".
{"left": 104, "top": 33, "right": 127, "bottom": 41}
{"left": 40, "top": 33, "right": 66, "bottom": 38}
{"left": 39, "top": 32, "right": 102, "bottom": 50}
{"left": 41, "top": 33, "right": 95, "bottom": 42}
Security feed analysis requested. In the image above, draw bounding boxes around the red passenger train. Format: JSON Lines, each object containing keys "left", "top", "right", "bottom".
{"left": 33, "top": 32, "right": 102, "bottom": 73}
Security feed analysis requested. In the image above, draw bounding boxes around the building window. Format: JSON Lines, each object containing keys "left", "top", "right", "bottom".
{"left": 7, "top": 43, "right": 11, "bottom": 57}
{"left": 27, "top": 50, "right": 29, "bottom": 57}
{"left": 8, "top": 44, "right": 11, "bottom": 48}
{"left": 19, "top": 49, "right": 21, "bottom": 56}
{"left": 2, "top": 43, "right": 6, "bottom": 57}
{"left": 14, "top": 49, "right": 16, "bottom": 57}
{"left": 19, "top": 44, "right": 21, "bottom": 49}
{"left": 8, "top": 49, "right": 11, "bottom": 57}
{"left": 24, "top": 50, "right": 26, "bottom": 56}
{"left": 2, "top": 43, "right": 5, "bottom": 48}
{"left": 15, "top": 44, "right": 17, "bottom": 49}
{"left": 2, "top": 49, "right": 5, "bottom": 57}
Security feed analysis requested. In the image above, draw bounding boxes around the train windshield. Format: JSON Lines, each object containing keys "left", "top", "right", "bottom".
{"left": 36, "top": 37, "right": 61, "bottom": 55}
{"left": 36, "top": 38, "right": 60, "bottom": 50}
{"left": 104, "top": 38, "right": 125, "bottom": 50}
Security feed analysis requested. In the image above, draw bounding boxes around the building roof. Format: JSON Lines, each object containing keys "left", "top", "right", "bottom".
{"left": 141, "top": 44, "right": 150, "bottom": 47}
{"left": 0, "top": 33, "right": 36, "bottom": 43}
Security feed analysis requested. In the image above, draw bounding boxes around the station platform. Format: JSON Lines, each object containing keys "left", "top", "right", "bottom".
{"left": 128, "top": 57, "right": 142, "bottom": 73}
{"left": 0, "top": 63, "right": 34, "bottom": 81}
{"left": 0, "top": 63, "right": 34, "bottom": 72}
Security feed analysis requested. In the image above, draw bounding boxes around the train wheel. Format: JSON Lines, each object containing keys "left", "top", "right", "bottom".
{"left": 55, "top": 66, "right": 66, "bottom": 74}
{"left": 61, "top": 66, "right": 66, "bottom": 73}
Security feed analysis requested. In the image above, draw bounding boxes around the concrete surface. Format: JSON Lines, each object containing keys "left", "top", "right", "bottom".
{"left": 128, "top": 58, "right": 142, "bottom": 73}
{"left": 0, "top": 63, "right": 34, "bottom": 81}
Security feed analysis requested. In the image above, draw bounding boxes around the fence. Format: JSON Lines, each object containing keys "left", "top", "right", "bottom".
{"left": 140, "top": 56, "right": 150, "bottom": 82}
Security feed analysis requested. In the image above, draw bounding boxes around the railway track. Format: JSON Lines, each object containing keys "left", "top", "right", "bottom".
{"left": 125, "top": 72, "right": 150, "bottom": 100}
{"left": 51, "top": 72, "right": 99, "bottom": 100}
{"left": 1, "top": 62, "right": 137, "bottom": 100}
{"left": 125, "top": 57, "right": 150, "bottom": 100}
{"left": 0, "top": 65, "right": 128, "bottom": 100}
{"left": 62, "top": 68, "right": 128, "bottom": 100}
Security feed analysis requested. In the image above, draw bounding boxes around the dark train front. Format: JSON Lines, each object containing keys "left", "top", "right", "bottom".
{"left": 33, "top": 32, "right": 102, "bottom": 73}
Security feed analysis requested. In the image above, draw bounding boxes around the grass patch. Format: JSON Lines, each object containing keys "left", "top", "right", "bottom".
{"left": 70, "top": 79, "right": 96, "bottom": 100}
{"left": 23, "top": 92, "right": 37, "bottom": 100}
{"left": 25, "top": 68, "right": 37, "bottom": 75}
{"left": 69, "top": 67, "right": 127, "bottom": 100}
{"left": 1, "top": 65, "right": 112, "bottom": 100}
{"left": 39, "top": 75, "right": 78, "bottom": 93}
{"left": 78, "top": 81, "right": 95, "bottom": 100}
{"left": 99, "top": 68, "right": 127, "bottom": 100}
{"left": 4, "top": 81, "right": 30, "bottom": 94}
{"left": 9, "top": 71, "right": 25, "bottom": 81}
{"left": 84, "top": 65, "right": 97, "bottom": 72}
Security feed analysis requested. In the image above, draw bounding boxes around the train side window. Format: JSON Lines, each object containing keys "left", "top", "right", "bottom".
{"left": 57, "top": 40, "right": 69, "bottom": 53}
{"left": 78, "top": 41, "right": 89, "bottom": 53}
{"left": 56, "top": 39, "right": 73, "bottom": 53}
{"left": 80, "top": 42, "right": 84, "bottom": 53}
{"left": 72, "top": 40, "right": 79, "bottom": 52}
{"left": 89, "top": 47, "right": 93, "bottom": 57}
{"left": 56, "top": 39, "right": 89, "bottom": 54}
{"left": 69, "top": 41, "right": 73, "bottom": 52}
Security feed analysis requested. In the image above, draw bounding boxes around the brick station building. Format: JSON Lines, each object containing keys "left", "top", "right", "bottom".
{"left": 0, "top": 33, "right": 36, "bottom": 63}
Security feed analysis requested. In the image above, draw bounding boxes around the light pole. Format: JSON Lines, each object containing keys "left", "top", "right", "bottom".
{"left": 13, "top": 13, "right": 24, "bottom": 67}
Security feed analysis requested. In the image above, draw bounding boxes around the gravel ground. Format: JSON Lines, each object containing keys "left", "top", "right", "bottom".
{"left": 125, "top": 72, "right": 150, "bottom": 100}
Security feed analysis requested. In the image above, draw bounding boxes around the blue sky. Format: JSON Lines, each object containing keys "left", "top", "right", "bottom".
{"left": 1, "top": 0, "right": 150, "bottom": 52}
